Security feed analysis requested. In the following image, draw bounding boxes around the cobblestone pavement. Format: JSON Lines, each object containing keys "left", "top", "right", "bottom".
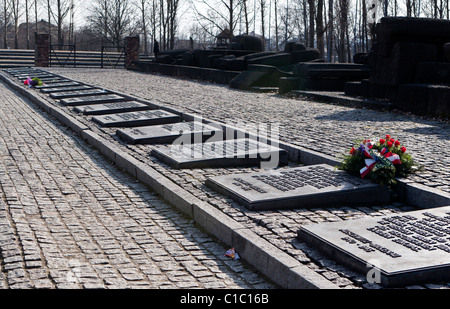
{"left": 5, "top": 68, "right": 450, "bottom": 289}
{"left": 0, "top": 80, "right": 277, "bottom": 289}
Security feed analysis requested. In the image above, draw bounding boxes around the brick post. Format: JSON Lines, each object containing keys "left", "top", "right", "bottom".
{"left": 35, "top": 33, "right": 50, "bottom": 67}
{"left": 125, "top": 36, "right": 140, "bottom": 70}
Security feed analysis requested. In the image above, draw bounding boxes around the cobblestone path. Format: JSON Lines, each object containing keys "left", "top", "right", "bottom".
{"left": 0, "top": 80, "right": 276, "bottom": 289}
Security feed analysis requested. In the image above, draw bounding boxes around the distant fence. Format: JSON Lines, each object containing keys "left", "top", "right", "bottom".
{"left": 0, "top": 48, "right": 152, "bottom": 69}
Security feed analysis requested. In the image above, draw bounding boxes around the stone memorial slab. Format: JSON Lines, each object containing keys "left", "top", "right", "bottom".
{"left": 50, "top": 89, "right": 110, "bottom": 99}
{"left": 10, "top": 71, "right": 42, "bottom": 77}
{"left": 40, "top": 85, "right": 96, "bottom": 93}
{"left": 36, "top": 82, "right": 82, "bottom": 89}
{"left": 92, "top": 109, "right": 181, "bottom": 127}
{"left": 15, "top": 73, "right": 57, "bottom": 79}
{"left": 151, "top": 138, "right": 289, "bottom": 169}
{"left": 205, "top": 164, "right": 390, "bottom": 211}
{"left": 39, "top": 78, "right": 73, "bottom": 84}
{"left": 297, "top": 206, "right": 450, "bottom": 287}
{"left": 6, "top": 68, "right": 38, "bottom": 74}
{"left": 116, "top": 121, "right": 222, "bottom": 145}
{"left": 74, "top": 101, "right": 152, "bottom": 115}
{"left": 61, "top": 94, "right": 128, "bottom": 106}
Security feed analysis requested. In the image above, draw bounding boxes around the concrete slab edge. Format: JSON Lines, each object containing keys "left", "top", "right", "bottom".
{"left": 0, "top": 71, "right": 339, "bottom": 289}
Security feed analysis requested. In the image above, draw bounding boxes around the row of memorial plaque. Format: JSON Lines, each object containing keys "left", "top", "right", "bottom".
{"left": 5, "top": 67, "right": 450, "bottom": 288}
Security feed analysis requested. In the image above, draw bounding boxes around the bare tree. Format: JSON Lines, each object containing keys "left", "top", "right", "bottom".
{"left": 337, "top": 0, "right": 349, "bottom": 62}
{"left": 136, "top": 0, "right": 150, "bottom": 54}
{"left": 2, "top": 0, "right": 10, "bottom": 48}
{"left": 316, "top": 0, "right": 325, "bottom": 57}
{"left": 240, "top": 0, "right": 252, "bottom": 35}
{"left": 259, "top": 0, "right": 267, "bottom": 44}
{"left": 10, "top": 0, "right": 24, "bottom": 49}
{"left": 87, "top": 0, "right": 137, "bottom": 48}
{"left": 273, "top": 0, "right": 279, "bottom": 50}
{"left": 191, "top": 0, "right": 239, "bottom": 39}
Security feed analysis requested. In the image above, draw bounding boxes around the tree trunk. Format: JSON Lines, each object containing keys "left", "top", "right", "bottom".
{"left": 327, "top": 0, "right": 333, "bottom": 62}
{"left": 274, "top": 0, "right": 279, "bottom": 51}
{"left": 308, "top": 0, "right": 315, "bottom": 48}
{"left": 316, "top": 0, "right": 325, "bottom": 57}
{"left": 3, "top": 0, "right": 8, "bottom": 49}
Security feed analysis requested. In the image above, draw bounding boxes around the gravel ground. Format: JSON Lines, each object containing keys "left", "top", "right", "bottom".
{"left": 12, "top": 68, "right": 450, "bottom": 289}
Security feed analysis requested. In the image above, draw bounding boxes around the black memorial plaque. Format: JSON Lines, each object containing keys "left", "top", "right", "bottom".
{"left": 6, "top": 68, "right": 38, "bottom": 75}
{"left": 151, "top": 138, "right": 289, "bottom": 169}
{"left": 36, "top": 82, "right": 82, "bottom": 89}
{"left": 73, "top": 101, "right": 151, "bottom": 115}
{"left": 92, "top": 109, "right": 181, "bottom": 127}
{"left": 116, "top": 121, "right": 222, "bottom": 145}
{"left": 50, "top": 89, "right": 110, "bottom": 99}
{"left": 15, "top": 73, "right": 57, "bottom": 79}
{"left": 206, "top": 164, "right": 390, "bottom": 210}
{"left": 61, "top": 94, "right": 128, "bottom": 106}
{"left": 40, "top": 85, "right": 96, "bottom": 93}
{"left": 39, "top": 79, "right": 73, "bottom": 84}
{"left": 297, "top": 206, "right": 450, "bottom": 287}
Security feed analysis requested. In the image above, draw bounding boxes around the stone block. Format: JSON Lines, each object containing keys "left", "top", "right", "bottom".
{"left": 376, "top": 17, "right": 450, "bottom": 58}
{"left": 415, "top": 62, "right": 450, "bottom": 84}
{"left": 427, "top": 85, "right": 450, "bottom": 118}
{"left": 34, "top": 33, "right": 50, "bottom": 67}
{"left": 397, "top": 84, "right": 430, "bottom": 115}
{"left": 247, "top": 53, "right": 291, "bottom": 67}
{"left": 370, "top": 41, "right": 437, "bottom": 86}
{"left": 284, "top": 42, "right": 307, "bottom": 53}
{"left": 230, "top": 65, "right": 284, "bottom": 90}
{"left": 445, "top": 43, "right": 450, "bottom": 62}
{"left": 125, "top": 36, "right": 139, "bottom": 70}
{"left": 290, "top": 49, "right": 321, "bottom": 64}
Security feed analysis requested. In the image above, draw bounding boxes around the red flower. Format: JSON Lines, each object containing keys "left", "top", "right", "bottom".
{"left": 395, "top": 140, "right": 401, "bottom": 147}
{"left": 387, "top": 141, "right": 393, "bottom": 148}
{"left": 379, "top": 139, "right": 386, "bottom": 145}
{"left": 386, "top": 134, "right": 391, "bottom": 141}
{"left": 350, "top": 147, "right": 356, "bottom": 155}
{"left": 401, "top": 147, "right": 407, "bottom": 153}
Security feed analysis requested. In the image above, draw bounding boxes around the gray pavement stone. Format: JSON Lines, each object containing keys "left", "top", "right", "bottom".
{"left": 0, "top": 80, "right": 276, "bottom": 290}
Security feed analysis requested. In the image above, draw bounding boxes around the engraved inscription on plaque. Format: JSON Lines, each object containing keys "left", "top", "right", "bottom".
{"left": 40, "top": 85, "right": 95, "bottom": 93}
{"left": 92, "top": 109, "right": 181, "bottom": 127}
{"left": 206, "top": 164, "right": 390, "bottom": 210}
{"left": 151, "top": 138, "right": 288, "bottom": 169}
{"left": 15, "top": 73, "right": 56, "bottom": 79}
{"left": 36, "top": 82, "right": 81, "bottom": 89}
{"left": 61, "top": 94, "right": 127, "bottom": 106}
{"left": 50, "top": 89, "right": 109, "bottom": 99}
{"left": 73, "top": 101, "right": 151, "bottom": 115}
{"left": 116, "top": 121, "right": 222, "bottom": 145}
{"left": 297, "top": 206, "right": 450, "bottom": 287}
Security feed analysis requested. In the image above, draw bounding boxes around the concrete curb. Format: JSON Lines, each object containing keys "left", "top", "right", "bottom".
{"left": 0, "top": 71, "right": 340, "bottom": 289}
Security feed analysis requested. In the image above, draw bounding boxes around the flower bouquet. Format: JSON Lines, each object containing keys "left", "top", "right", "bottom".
{"left": 339, "top": 134, "right": 421, "bottom": 186}
{"left": 24, "top": 77, "right": 43, "bottom": 88}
